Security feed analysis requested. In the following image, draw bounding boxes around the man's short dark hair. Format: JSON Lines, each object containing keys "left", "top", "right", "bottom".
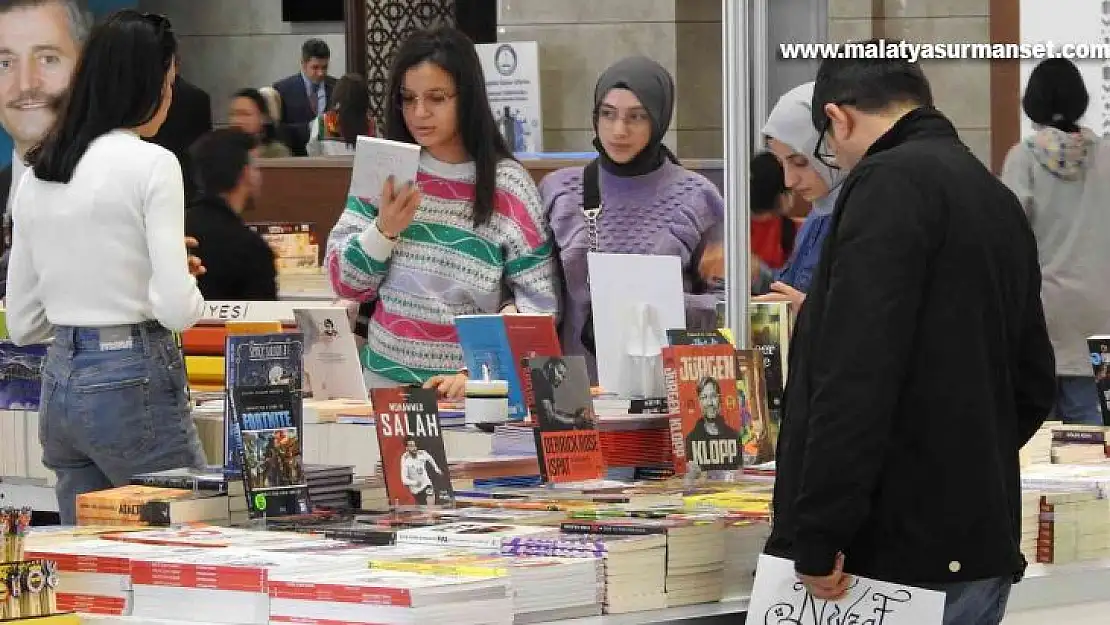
{"left": 1023, "top": 58, "right": 1088, "bottom": 133}
{"left": 811, "top": 39, "right": 934, "bottom": 130}
{"left": 696, "top": 376, "right": 720, "bottom": 397}
{"left": 301, "top": 38, "right": 330, "bottom": 62}
{"left": 0, "top": 0, "right": 92, "bottom": 45}
{"left": 751, "top": 151, "right": 786, "bottom": 215}
{"left": 190, "top": 129, "right": 258, "bottom": 196}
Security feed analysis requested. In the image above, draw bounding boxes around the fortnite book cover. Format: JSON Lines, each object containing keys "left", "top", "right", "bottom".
{"left": 371, "top": 387, "right": 455, "bottom": 507}
{"left": 224, "top": 333, "right": 305, "bottom": 475}
{"left": 232, "top": 384, "right": 310, "bottom": 518}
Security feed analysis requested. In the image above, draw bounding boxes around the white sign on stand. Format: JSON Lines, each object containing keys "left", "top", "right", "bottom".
{"left": 747, "top": 555, "right": 945, "bottom": 625}
{"left": 476, "top": 41, "right": 544, "bottom": 153}
{"left": 1019, "top": 1, "right": 1110, "bottom": 138}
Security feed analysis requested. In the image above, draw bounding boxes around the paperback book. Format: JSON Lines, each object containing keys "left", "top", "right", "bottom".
{"left": 662, "top": 344, "right": 744, "bottom": 474}
{"left": 371, "top": 387, "right": 455, "bottom": 507}
{"left": 526, "top": 356, "right": 606, "bottom": 483}
{"left": 231, "top": 383, "right": 311, "bottom": 518}
{"left": 224, "top": 332, "right": 305, "bottom": 475}
{"left": 454, "top": 314, "right": 562, "bottom": 420}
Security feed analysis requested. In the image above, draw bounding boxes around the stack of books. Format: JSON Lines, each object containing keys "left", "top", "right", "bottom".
{"left": 500, "top": 531, "right": 667, "bottom": 614}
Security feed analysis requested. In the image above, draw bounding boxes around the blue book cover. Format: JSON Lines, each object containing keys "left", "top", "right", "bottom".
{"left": 224, "top": 333, "right": 305, "bottom": 475}
{"left": 454, "top": 315, "right": 527, "bottom": 420}
{"left": 0, "top": 344, "right": 46, "bottom": 410}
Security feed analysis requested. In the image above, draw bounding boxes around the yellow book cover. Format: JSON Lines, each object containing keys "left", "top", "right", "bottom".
{"left": 368, "top": 553, "right": 508, "bottom": 578}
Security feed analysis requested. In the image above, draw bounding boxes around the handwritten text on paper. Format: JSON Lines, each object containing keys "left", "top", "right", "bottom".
{"left": 747, "top": 555, "right": 945, "bottom": 625}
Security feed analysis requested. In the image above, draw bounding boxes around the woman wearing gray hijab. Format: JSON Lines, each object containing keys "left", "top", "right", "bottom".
{"left": 753, "top": 81, "right": 847, "bottom": 306}
{"left": 540, "top": 56, "right": 725, "bottom": 383}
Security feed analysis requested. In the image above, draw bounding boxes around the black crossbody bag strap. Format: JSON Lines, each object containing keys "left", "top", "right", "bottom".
{"left": 579, "top": 160, "right": 602, "bottom": 355}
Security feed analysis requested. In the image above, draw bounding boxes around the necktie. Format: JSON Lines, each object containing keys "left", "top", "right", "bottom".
{"left": 309, "top": 84, "right": 319, "bottom": 115}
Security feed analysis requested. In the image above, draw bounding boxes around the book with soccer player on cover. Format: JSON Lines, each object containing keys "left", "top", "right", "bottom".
{"left": 371, "top": 387, "right": 455, "bottom": 507}
{"left": 661, "top": 343, "right": 744, "bottom": 474}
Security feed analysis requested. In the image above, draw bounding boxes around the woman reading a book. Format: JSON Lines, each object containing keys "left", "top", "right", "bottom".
{"left": 540, "top": 56, "right": 725, "bottom": 383}
{"left": 325, "top": 27, "right": 558, "bottom": 396}
{"left": 5, "top": 11, "right": 208, "bottom": 524}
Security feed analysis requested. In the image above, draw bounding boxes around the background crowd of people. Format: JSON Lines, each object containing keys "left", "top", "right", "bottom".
{"left": 0, "top": 4, "right": 1107, "bottom": 623}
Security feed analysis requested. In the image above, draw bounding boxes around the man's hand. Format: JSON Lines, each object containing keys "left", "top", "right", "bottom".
{"left": 424, "top": 372, "right": 468, "bottom": 399}
{"left": 753, "top": 281, "right": 805, "bottom": 308}
{"left": 185, "top": 237, "right": 205, "bottom": 276}
{"left": 798, "top": 553, "right": 851, "bottom": 601}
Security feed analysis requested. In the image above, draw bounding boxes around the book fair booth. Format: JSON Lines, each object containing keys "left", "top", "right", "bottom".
{"left": 3, "top": 2, "right": 1110, "bottom": 625}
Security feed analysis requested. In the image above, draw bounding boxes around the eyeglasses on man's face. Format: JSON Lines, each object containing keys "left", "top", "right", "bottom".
{"left": 812, "top": 98, "right": 856, "bottom": 170}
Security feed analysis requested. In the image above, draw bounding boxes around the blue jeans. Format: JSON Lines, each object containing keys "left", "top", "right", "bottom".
{"left": 923, "top": 577, "right": 1011, "bottom": 625}
{"left": 1056, "top": 376, "right": 1103, "bottom": 425}
{"left": 40, "top": 321, "right": 207, "bottom": 524}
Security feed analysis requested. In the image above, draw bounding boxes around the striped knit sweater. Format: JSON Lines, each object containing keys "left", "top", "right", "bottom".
{"left": 326, "top": 153, "right": 558, "bottom": 384}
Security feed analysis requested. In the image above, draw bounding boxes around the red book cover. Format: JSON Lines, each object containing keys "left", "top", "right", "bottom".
{"left": 370, "top": 388, "right": 454, "bottom": 507}
{"left": 527, "top": 356, "right": 606, "bottom": 483}
{"left": 662, "top": 344, "right": 743, "bottom": 474}
{"left": 502, "top": 314, "right": 562, "bottom": 417}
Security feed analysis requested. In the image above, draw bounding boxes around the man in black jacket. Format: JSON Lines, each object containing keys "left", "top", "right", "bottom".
{"left": 149, "top": 62, "right": 213, "bottom": 204}
{"left": 765, "top": 43, "right": 1055, "bottom": 625}
{"left": 185, "top": 129, "right": 277, "bottom": 301}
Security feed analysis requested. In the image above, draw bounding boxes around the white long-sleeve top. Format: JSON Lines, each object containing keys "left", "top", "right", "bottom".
{"left": 6, "top": 130, "right": 205, "bottom": 345}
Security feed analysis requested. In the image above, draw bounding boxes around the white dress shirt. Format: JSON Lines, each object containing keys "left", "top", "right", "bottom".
{"left": 6, "top": 130, "right": 206, "bottom": 345}
{"left": 7, "top": 149, "right": 25, "bottom": 213}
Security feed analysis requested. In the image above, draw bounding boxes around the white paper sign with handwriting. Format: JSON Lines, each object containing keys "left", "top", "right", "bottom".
{"left": 747, "top": 555, "right": 945, "bottom": 625}
{"left": 349, "top": 136, "right": 422, "bottom": 205}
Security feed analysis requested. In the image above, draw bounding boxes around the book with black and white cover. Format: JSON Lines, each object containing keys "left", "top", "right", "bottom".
{"left": 294, "top": 306, "right": 367, "bottom": 402}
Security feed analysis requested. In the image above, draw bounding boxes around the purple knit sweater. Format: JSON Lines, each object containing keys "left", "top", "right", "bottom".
{"left": 540, "top": 161, "right": 725, "bottom": 379}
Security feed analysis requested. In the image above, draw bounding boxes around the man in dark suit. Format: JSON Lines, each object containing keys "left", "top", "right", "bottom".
{"left": 149, "top": 61, "right": 213, "bottom": 203}
{"left": 272, "top": 38, "right": 335, "bottom": 156}
{"left": 185, "top": 129, "right": 277, "bottom": 301}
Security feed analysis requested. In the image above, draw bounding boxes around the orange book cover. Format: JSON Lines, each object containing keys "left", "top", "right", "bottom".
{"left": 526, "top": 356, "right": 606, "bottom": 483}
{"left": 662, "top": 344, "right": 743, "bottom": 474}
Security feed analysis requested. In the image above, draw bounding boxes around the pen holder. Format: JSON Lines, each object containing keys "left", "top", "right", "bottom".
{"left": 464, "top": 379, "right": 510, "bottom": 431}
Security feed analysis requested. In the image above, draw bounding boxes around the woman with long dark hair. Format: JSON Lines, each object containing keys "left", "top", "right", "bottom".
{"left": 307, "top": 73, "right": 376, "bottom": 156}
{"left": 228, "top": 88, "right": 292, "bottom": 158}
{"left": 6, "top": 10, "right": 207, "bottom": 523}
{"left": 1001, "top": 58, "right": 1110, "bottom": 425}
{"left": 326, "top": 27, "right": 557, "bottom": 397}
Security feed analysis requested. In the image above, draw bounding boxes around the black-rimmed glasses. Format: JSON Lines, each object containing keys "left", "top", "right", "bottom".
{"left": 813, "top": 98, "right": 855, "bottom": 170}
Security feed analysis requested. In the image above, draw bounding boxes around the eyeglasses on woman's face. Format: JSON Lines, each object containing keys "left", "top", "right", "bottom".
{"left": 597, "top": 105, "right": 651, "bottom": 128}
{"left": 399, "top": 89, "right": 457, "bottom": 112}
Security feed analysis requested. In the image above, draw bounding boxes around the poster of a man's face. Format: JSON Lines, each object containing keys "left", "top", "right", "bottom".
{"left": 698, "top": 376, "right": 722, "bottom": 422}
{"left": 0, "top": 0, "right": 86, "bottom": 162}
